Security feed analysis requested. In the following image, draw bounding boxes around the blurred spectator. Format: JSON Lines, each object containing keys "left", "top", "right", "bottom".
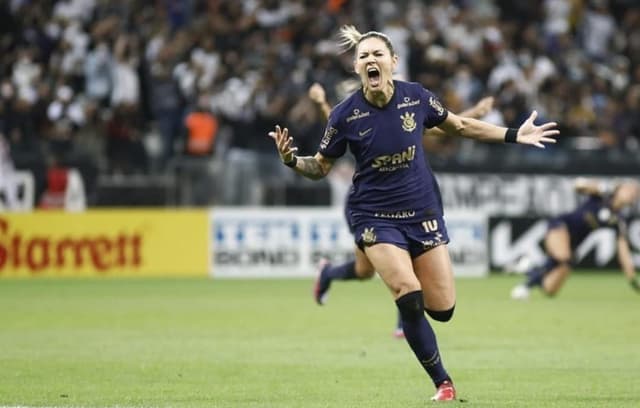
{"left": 184, "top": 95, "right": 218, "bottom": 156}
{"left": 579, "top": 0, "right": 617, "bottom": 62}
{"left": 12, "top": 48, "right": 41, "bottom": 105}
{"left": 148, "top": 40, "right": 184, "bottom": 168}
{"left": 38, "top": 156, "right": 86, "bottom": 212}
{"left": 0, "top": 0, "right": 639, "bottom": 206}
{"left": 111, "top": 34, "right": 140, "bottom": 110}
{"left": 105, "top": 105, "right": 148, "bottom": 174}
{"left": 46, "top": 84, "right": 85, "bottom": 156}
{"left": 84, "top": 40, "right": 112, "bottom": 107}
{"left": 0, "top": 133, "right": 18, "bottom": 210}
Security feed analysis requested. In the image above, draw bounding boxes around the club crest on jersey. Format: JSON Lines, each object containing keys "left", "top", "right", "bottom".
{"left": 429, "top": 96, "right": 445, "bottom": 116}
{"left": 361, "top": 227, "right": 377, "bottom": 246}
{"left": 400, "top": 111, "right": 416, "bottom": 132}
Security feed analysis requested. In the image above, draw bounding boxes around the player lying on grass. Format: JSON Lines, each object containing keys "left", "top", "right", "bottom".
{"left": 511, "top": 178, "right": 640, "bottom": 300}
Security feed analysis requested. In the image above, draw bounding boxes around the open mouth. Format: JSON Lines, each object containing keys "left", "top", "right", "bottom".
{"left": 367, "top": 66, "right": 381, "bottom": 88}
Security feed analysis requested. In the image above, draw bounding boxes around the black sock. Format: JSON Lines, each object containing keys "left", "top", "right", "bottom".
{"left": 323, "top": 260, "right": 357, "bottom": 281}
{"left": 525, "top": 257, "right": 558, "bottom": 288}
{"left": 396, "top": 291, "right": 450, "bottom": 387}
{"left": 396, "top": 310, "right": 403, "bottom": 330}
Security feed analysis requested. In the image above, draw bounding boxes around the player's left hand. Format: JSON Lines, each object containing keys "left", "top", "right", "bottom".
{"left": 516, "top": 111, "right": 559, "bottom": 148}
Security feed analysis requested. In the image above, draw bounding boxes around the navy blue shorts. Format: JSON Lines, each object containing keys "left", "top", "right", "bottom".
{"left": 349, "top": 214, "right": 450, "bottom": 259}
{"left": 547, "top": 217, "right": 566, "bottom": 231}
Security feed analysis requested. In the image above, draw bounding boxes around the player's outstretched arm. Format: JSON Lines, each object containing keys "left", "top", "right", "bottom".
{"left": 423, "top": 97, "right": 495, "bottom": 139}
{"left": 438, "top": 110, "right": 559, "bottom": 148}
{"left": 617, "top": 235, "right": 640, "bottom": 293}
{"left": 268, "top": 125, "right": 334, "bottom": 180}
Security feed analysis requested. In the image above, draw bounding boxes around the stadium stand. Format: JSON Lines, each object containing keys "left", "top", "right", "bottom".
{"left": 1, "top": 0, "right": 639, "bottom": 207}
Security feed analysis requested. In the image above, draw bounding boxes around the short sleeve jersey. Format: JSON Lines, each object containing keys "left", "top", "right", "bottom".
{"left": 556, "top": 194, "right": 630, "bottom": 248}
{"left": 318, "top": 81, "right": 448, "bottom": 221}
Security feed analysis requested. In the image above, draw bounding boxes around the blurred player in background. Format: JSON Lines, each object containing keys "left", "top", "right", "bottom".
{"left": 511, "top": 178, "right": 640, "bottom": 300}
{"left": 308, "top": 82, "right": 495, "bottom": 339}
{"left": 269, "top": 25, "right": 558, "bottom": 401}
{"left": 0, "top": 133, "right": 19, "bottom": 211}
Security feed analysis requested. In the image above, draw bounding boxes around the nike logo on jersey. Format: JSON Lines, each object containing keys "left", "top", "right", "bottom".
{"left": 359, "top": 128, "right": 373, "bottom": 137}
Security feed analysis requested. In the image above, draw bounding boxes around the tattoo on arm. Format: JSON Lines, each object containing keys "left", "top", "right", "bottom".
{"left": 294, "top": 156, "right": 328, "bottom": 180}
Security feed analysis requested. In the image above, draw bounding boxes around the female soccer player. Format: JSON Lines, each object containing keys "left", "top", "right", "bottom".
{"left": 308, "top": 82, "right": 495, "bottom": 339}
{"left": 269, "top": 25, "right": 558, "bottom": 402}
{"left": 510, "top": 178, "right": 640, "bottom": 300}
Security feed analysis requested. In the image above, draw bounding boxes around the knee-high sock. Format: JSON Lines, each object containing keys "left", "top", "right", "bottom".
{"left": 323, "top": 260, "right": 357, "bottom": 281}
{"left": 396, "top": 291, "right": 450, "bottom": 387}
{"left": 525, "top": 257, "right": 559, "bottom": 288}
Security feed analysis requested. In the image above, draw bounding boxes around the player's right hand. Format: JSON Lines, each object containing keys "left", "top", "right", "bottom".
{"left": 268, "top": 125, "right": 298, "bottom": 164}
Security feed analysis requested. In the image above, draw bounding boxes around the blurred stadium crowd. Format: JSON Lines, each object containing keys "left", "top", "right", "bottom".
{"left": 1, "top": 0, "right": 639, "bottom": 207}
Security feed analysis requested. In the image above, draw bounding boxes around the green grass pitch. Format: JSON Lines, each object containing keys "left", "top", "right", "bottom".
{"left": 1, "top": 273, "right": 639, "bottom": 407}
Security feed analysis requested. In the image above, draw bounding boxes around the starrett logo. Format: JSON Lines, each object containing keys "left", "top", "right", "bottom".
{"left": 0, "top": 218, "right": 143, "bottom": 272}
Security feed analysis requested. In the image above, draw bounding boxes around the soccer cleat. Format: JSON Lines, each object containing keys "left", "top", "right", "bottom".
{"left": 313, "top": 258, "right": 331, "bottom": 305}
{"left": 431, "top": 380, "right": 456, "bottom": 401}
{"left": 504, "top": 255, "right": 533, "bottom": 275}
{"left": 510, "top": 284, "right": 530, "bottom": 300}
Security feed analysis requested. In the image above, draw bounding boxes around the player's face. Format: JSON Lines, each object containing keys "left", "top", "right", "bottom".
{"left": 354, "top": 37, "right": 397, "bottom": 91}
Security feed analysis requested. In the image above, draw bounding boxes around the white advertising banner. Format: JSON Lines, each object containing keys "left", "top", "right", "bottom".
{"left": 210, "top": 207, "right": 488, "bottom": 278}
{"left": 436, "top": 173, "right": 640, "bottom": 216}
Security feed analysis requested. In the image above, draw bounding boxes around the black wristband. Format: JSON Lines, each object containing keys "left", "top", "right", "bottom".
{"left": 505, "top": 128, "right": 518, "bottom": 143}
{"left": 284, "top": 156, "right": 297, "bottom": 168}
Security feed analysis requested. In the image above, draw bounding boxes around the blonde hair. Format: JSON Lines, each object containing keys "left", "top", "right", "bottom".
{"left": 337, "top": 25, "right": 396, "bottom": 56}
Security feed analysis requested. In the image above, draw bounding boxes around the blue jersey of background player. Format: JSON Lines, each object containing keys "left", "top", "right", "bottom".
{"left": 321, "top": 80, "right": 446, "bottom": 228}
{"left": 511, "top": 179, "right": 640, "bottom": 300}
{"left": 269, "top": 25, "right": 558, "bottom": 402}
{"left": 556, "top": 194, "right": 628, "bottom": 249}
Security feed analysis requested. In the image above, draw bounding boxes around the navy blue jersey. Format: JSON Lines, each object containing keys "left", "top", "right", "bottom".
{"left": 551, "top": 194, "right": 630, "bottom": 249}
{"left": 318, "top": 81, "right": 448, "bottom": 222}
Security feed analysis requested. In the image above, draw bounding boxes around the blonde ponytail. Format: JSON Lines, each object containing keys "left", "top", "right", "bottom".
{"left": 338, "top": 25, "right": 363, "bottom": 53}
{"left": 337, "top": 25, "right": 396, "bottom": 56}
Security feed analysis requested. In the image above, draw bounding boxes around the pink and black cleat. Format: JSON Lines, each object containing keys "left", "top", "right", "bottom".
{"left": 430, "top": 380, "right": 456, "bottom": 402}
